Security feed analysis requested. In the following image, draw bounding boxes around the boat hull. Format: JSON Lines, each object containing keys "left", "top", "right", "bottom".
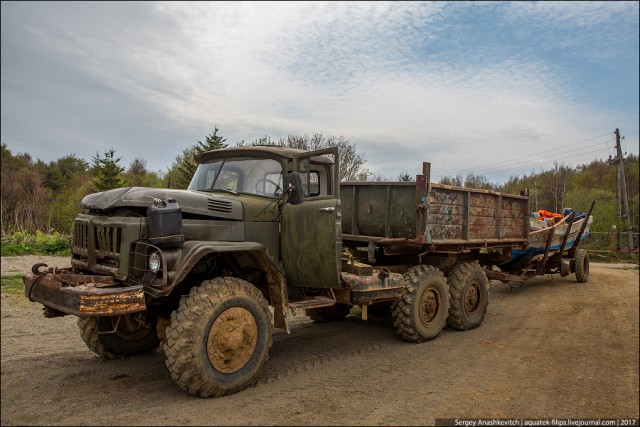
{"left": 512, "top": 215, "right": 592, "bottom": 260}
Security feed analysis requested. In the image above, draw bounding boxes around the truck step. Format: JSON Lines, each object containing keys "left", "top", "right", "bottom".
{"left": 289, "top": 296, "right": 336, "bottom": 310}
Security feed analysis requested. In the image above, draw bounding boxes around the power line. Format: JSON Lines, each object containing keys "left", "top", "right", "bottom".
{"left": 450, "top": 139, "right": 613, "bottom": 176}
{"left": 434, "top": 147, "right": 611, "bottom": 182}
{"left": 436, "top": 144, "right": 612, "bottom": 181}
{"left": 475, "top": 147, "right": 611, "bottom": 178}
{"left": 439, "top": 131, "right": 614, "bottom": 177}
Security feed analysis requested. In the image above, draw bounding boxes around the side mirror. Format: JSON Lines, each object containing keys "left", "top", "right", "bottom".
{"left": 286, "top": 172, "right": 304, "bottom": 206}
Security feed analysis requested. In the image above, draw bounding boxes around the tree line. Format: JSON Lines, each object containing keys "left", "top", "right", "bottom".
{"left": 1, "top": 127, "right": 369, "bottom": 235}
{"left": 439, "top": 157, "right": 639, "bottom": 240}
{"left": 1, "top": 127, "right": 638, "bottom": 246}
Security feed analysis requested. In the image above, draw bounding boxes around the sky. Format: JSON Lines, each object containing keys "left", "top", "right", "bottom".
{"left": 1, "top": 1, "right": 638, "bottom": 184}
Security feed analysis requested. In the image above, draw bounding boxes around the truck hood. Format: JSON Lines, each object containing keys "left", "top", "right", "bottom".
{"left": 80, "top": 187, "right": 243, "bottom": 220}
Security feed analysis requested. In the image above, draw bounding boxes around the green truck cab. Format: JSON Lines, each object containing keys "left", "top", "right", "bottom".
{"left": 24, "top": 146, "right": 529, "bottom": 398}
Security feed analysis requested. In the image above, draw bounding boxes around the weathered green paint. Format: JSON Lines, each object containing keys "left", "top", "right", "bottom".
{"left": 281, "top": 147, "right": 342, "bottom": 289}
{"left": 341, "top": 182, "right": 417, "bottom": 238}
{"left": 281, "top": 198, "right": 342, "bottom": 288}
{"left": 72, "top": 214, "right": 145, "bottom": 280}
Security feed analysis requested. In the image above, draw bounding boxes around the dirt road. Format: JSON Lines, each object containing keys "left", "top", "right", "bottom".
{"left": 1, "top": 260, "right": 638, "bottom": 425}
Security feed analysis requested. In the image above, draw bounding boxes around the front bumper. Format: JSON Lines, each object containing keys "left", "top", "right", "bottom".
{"left": 23, "top": 268, "right": 146, "bottom": 317}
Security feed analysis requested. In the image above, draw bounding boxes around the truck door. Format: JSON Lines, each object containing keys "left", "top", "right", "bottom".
{"left": 281, "top": 148, "right": 342, "bottom": 289}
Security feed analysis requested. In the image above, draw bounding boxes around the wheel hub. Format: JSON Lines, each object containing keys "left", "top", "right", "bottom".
{"left": 207, "top": 307, "right": 258, "bottom": 374}
{"left": 464, "top": 283, "right": 480, "bottom": 316}
{"left": 419, "top": 289, "right": 440, "bottom": 327}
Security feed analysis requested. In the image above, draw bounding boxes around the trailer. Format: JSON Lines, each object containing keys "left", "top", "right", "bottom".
{"left": 486, "top": 201, "right": 596, "bottom": 284}
{"left": 339, "top": 162, "right": 530, "bottom": 336}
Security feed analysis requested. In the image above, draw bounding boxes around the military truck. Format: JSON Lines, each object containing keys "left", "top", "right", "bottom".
{"left": 24, "top": 146, "right": 529, "bottom": 398}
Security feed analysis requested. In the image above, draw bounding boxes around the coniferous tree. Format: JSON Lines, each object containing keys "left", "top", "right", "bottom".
{"left": 91, "top": 148, "right": 126, "bottom": 191}
{"left": 169, "top": 126, "right": 228, "bottom": 189}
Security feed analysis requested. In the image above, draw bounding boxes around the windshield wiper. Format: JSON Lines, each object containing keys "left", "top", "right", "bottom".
{"left": 204, "top": 188, "right": 239, "bottom": 196}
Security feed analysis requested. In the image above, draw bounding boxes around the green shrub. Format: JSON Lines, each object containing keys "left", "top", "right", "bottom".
{"left": 0, "top": 231, "right": 71, "bottom": 256}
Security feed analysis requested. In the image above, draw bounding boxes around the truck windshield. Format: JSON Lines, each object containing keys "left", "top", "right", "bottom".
{"left": 188, "top": 158, "right": 284, "bottom": 198}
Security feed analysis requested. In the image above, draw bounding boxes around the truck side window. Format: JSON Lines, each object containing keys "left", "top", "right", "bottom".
{"left": 299, "top": 158, "right": 321, "bottom": 197}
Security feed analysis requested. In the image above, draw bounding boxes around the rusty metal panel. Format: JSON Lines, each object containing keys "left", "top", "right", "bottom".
{"left": 342, "top": 259, "right": 373, "bottom": 276}
{"left": 340, "top": 173, "right": 529, "bottom": 250}
{"left": 24, "top": 272, "right": 146, "bottom": 317}
{"left": 468, "top": 195, "right": 497, "bottom": 238}
{"left": 500, "top": 197, "right": 528, "bottom": 239}
{"left": 341, "top": 270, "right": 404, "bottom": 304}
{"left": 427, "top": 186, "right": 465, "bottom": 240}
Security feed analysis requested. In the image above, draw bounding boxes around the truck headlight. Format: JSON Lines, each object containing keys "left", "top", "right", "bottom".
{"left": 149, "top": 251, "right": 162, "bottom": 273}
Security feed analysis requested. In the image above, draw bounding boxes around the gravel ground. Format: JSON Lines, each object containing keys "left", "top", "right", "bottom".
{"left": 1, "top": 258, "right": 638, "bottom": 425}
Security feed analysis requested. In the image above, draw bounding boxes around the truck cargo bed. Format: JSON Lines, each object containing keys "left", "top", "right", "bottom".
{"left": 340, "top": 163, "right": 529, "bottom": 256}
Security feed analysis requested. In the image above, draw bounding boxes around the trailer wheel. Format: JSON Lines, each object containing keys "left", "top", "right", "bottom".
{"left": 77, "top": 313, "right": 160, "bottom": 359}
{"left": 446, "top": 262, "right": 489, "bottom": 331}
{"left": 306, "top": 304, "right": 351, "bottom": 323}
{"left": 574, "top": 249, "right": 589, "bottom": 283}
{"left": 392, "top": 265, "right": 449, "bottom": 343}
{"left": 164, "top": 277, "right": 273, "bottom": 398}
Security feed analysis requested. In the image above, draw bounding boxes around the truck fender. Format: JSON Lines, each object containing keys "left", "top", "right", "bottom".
{"left": 169, "top": 241, "right": 289, "bottom": 331}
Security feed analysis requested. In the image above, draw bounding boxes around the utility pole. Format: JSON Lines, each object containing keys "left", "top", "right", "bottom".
{"left": 534, "top": 177, "right": 538, "bottom": 211}
{"left": 615, "top": 129, "right": 634, "bottom": 251}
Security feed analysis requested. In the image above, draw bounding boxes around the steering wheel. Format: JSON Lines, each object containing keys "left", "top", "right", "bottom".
{"left": 255, "top": 178, "right": 282, "bottom": 196}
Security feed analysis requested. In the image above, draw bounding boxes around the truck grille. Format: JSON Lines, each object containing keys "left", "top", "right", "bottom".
{"left": 73, "top": 221, "right": 123, "bottom": 257}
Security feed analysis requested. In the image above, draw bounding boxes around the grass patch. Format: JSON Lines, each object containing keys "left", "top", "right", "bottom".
{"left": 1, "top": 231, "right": 71, "bottom": 256}
{"left": 1, "top": 275, "right": 25, "bottom": 296}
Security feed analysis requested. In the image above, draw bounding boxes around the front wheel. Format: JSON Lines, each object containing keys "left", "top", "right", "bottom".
{"left": 164, "top": 277, "right": 273, "bottom": 398}
{"left": 392, "top": 265, "right": 449, "bottom": 343}
{"left": 77, "top": 313, "right": 160, "bottom": 359}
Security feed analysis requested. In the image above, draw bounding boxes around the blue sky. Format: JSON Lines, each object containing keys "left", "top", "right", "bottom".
{"left": 1, "top": 1, "right": 638, "bottom": 183}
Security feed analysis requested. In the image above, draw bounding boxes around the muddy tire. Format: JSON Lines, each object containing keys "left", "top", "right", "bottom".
{"left": 446, "top": 262, "right": 489, "bottom": 331}
{"left": 164, "top": 277, "right": 273, "bottom": 398}
{"left": 77, "top": 313, "right": 160, "bottom": 359}
{"left": 574, "top": 249, "right": 589, "bottom": 283}
{"left": 392, "top": 265, "right": 449, "bottom": 343}
{"left": 306, "top": 304, "right": 351, "bottom": 323}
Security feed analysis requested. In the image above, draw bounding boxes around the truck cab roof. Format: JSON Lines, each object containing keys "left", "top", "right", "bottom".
{"left": 196, "top": 145, "right": 335, "bottom": 164}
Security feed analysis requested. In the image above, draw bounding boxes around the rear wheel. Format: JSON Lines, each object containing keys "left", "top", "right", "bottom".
{"left": 574, "top": 249, "right": 589, "bottom": 283}
{"left": 164, "top": 277, "right": 273, "bottom": 398}
{"left": 77, "top": 312, "right": 160, "bottom": 359}
{"left": 392, "top": 265, "right": 449, "bottom": 343}
{"left": 446, "top": 262, "right": 489, "bottom": 331}
{"left": 306, "top": 304, "right": 351, "bottom": 323}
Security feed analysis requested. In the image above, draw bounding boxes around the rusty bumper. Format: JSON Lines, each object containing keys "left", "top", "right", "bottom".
{"left": 23, "top": 271, "right": 146, "bottom": 317}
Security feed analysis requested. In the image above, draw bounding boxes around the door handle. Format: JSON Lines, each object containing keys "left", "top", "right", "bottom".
{"left": 319, "top": 207, "right": 335, "bottom": 213}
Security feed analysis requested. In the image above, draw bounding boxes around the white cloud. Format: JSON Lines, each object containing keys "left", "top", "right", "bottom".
{"left": 2, "top": 1, "right": 637, "bottom": 182}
